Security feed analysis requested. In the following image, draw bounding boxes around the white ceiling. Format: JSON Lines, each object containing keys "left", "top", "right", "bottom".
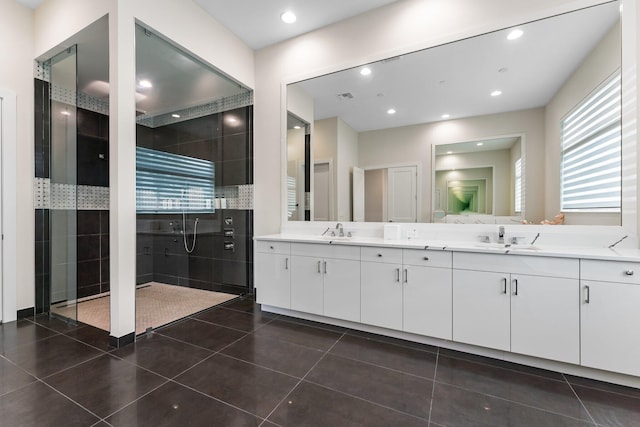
{"left": 293, "top": 2, "right": 621, "bottom": 132}
{"left": 192, "top": 0, "right": 401, "bottom": 49}
{"left": 17, "top": 0, "right": 400, "bottom": 50}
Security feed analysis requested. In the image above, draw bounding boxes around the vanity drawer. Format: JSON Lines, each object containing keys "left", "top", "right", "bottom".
{"left": 403, "top": 249, "right": 452, "bottom": 268}
{"left": 581, "top": 259, "right": 640, "bottom": 284}
{"left": 361, "top": 246, "right": 403, "bottom": 264}
{"left": 255, "top": 240, "right": 290, "bottom": 255}
{"left": 453, "top": 252, "right": 578, "bottom": 279}
{"left": 291, "top": 242, "right": 360, "bottom": 260}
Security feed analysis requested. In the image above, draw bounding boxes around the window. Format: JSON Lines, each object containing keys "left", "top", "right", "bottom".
{"left": 287, "top": 175, "right": 297, "bottom": 218}
{"left": 561, "top": 70, "right": 621, "bottom": 211}
{"left": 514, "top": 158, "right": 522, "bottom": 213}
{"left": 136, "top": 146, "right": 215, "bottom": 213}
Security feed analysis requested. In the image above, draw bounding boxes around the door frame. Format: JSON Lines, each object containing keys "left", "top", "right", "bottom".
{"left": 313, "top": 159, "right": 334, "bottom": 221}
{"left": 0, "top": 89, "right": 17, "bottom": 323}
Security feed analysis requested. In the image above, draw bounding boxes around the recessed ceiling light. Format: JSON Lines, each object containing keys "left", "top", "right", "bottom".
{"left": 507, "top": 29, "right": 524, "bottom": 40}
{"left": 477, "top": 142, "right": 484, "bottom": 146}
{"left": 446, "top": 151, "right": 453, "bottom": 154}
{"left": 138, "top": 79, "right": 152, "bottom": 88}
{"left": 61, "top": 111, "right": 71, "bottom": 116}
{"left": 294, "top": 125, "right": 301, "bottom": 129}
{"left": 387, "top": 108, "right": 396, "bottom": 115}
{"left": 360, "top": 67, "right": 372, "bottom": 76}
{"left": 281, "top": 11, "right": 296, "bottom": 24}
{"left": 491, "top": 90, "right": 502, "bottom": 97}
{"left": 171, "top": 114, "right": 180, "bottom": 118}
{"left": 441, "top": 114, "right": 451, "bottom": 119}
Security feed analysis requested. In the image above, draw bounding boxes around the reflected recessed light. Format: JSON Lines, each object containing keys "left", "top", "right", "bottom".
{"left": 491, "top": 90, "right": 502, "bottom": 97}
{"left": 294, "top": 125, "right": 301, "bottom": 129}
{"left": 446, "top": 151, "right": 453, "bottom": 154}
{"left": 507, "top": 29, "right": 524, "bottom": 40}
{"left": 441, "top": 114, "right": 450, "bottom": 119}
{"left": 61, "top": 111, "right": 71, "bottom": 116}
{"left": 281, "top": 11, "right": 296, "bottom": 23}
{"left": 360, "top": 67, "right": 372, "bottom": 76}
{"left": 138, "top": 79, "right": 152, "bottom": 88}
{"left": 387, "top": 108, "right": 396, "bottom": 115}
{"left": 171, "top": 114, "right": 180, "bottom": 118}
{"left": 477, "top": 142, "right": 484, "bottom": 146}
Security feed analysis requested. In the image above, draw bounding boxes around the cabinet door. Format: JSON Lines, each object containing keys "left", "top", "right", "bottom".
{"left": 290, "top": 255, "right": 323, "bottom": 315}
{"left": 581, "top": 280, "right": 640, "bottom": 376}
{"left": 403, "top": 265, "right": 452, "bottom": 340}
{"left": 510, "top": 275, "right": 579, "bottom": 364}
{"left": 324, "top": 258, "right": 361, "bottom": 322}
{"left": 361, "top": 261, "right": 403, "bottom": 330}
{"left": 453, "top": 269, "right": 510, "bottom": 351}
{"left": 255, "top": 253, "right": 290, "bottom": 308}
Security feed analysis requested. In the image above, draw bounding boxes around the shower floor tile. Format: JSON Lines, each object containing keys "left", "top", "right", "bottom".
{"left": 50, "top": 282, "right": 237, "bottom": 334}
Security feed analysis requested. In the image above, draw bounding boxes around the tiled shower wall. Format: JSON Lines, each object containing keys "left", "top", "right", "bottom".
{"left": 136, "top": 106, "right": 254, "bottom": 295}
{"left": 34, "top": 77, "right": 111, "bottom": 311}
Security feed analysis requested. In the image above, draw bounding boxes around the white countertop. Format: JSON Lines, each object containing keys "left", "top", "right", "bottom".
{"left": 255, "top": 234, "right": 640, "bottom": 262}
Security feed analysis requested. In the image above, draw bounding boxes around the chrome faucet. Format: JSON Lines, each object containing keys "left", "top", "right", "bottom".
{"left": 335, "top": 223, "right": 344, "bottom": 237}
{"left": 498, "top": 226, "right": 505, "bottom": 244}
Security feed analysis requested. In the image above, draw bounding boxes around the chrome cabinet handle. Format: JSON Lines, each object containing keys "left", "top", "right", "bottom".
{"left": 395, "top": 268, "right": 400, "bottom": 282}
{"left": 514, "top": 278, "right": 518, "bottom": 296}
{"left": 403, "top": 268, "right": 408, "bottom": 283}
{"left": 317, "top": 260, "right": 321, "bottom": 273}
{"left": 324, "top": 261, "right": 327, "bottom": 274}
{"left": 625, "top": 270, "right": 634, "bottom": 276}
{"left": 502, "top": 278, "right": 507, "bottom": 294}
{"left": 270, "top": 245, "right": 274, "bottom": 250}
{"left": 285, "top": 257, "right": 289, "bottom": 270}
{"left": 423, "top": 256, "right": 429, "bottom": 261}
{"left": 585, "top": 285, "right": 590, "bottom": 304}
{"left": 377, "top": 253, "right": 383, "bottom": 257}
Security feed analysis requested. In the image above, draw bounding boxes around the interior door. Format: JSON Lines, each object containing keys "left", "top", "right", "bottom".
{"left": 314, "top": 162, "right": 331, "bottom": 221}
{"left": 352, "top": 167, "right": 364, "bottom": 222}
{"left": 387, "top": 166, "right": 417, "bottom": 222}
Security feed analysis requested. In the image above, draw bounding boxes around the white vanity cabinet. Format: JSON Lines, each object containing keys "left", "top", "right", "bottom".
{"left": 290, "top": 243, "right": 361, "bottom": 322}
{"left": 580, "top": 260, "right": 640, "bottom": 376}
{"left": 254, "top": 241, "right": 291, "bottom": 308}
{"left": 453, "top": 253, "right": 580, "bottom": 363}
{"left": 402, "top": 249, "right": 452, "bottom": 340}
{"left": 361, "top": 247, "right": 404, "bottom": 330}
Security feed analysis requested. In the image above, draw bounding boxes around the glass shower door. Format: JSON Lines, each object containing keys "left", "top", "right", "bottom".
{"left": 49, "top": 46, "right": 78, "bottom": 323}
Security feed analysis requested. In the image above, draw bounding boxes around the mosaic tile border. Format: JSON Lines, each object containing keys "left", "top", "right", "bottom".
{"left": 35, "top": 179, "right": 252, "bottom": 211}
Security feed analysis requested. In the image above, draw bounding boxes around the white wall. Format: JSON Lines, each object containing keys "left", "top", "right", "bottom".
{"left": 359, "top": 108, "right": 544, "bottom": 222}
{"left": 256, "top": 0, "right": 600, "bottom": 234}
{"left": 545, "top": 20, "right": 622, "bottom": 225}
{"left": 0, "top": 0, "right": 34, "bottom": 313}
{"left": 336, "top": 118, "right": 358, "bottom": 221}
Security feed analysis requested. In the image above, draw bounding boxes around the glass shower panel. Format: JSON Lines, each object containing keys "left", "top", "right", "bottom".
{"left": 49, "top": 46, "right": 78, "bottom": 323}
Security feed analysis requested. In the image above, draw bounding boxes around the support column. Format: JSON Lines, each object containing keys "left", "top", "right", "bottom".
{"left": 108, "top": 1, "right": 137, "bottom": 347}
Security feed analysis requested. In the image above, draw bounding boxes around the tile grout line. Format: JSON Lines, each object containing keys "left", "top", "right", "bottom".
{"left": 258, "top": 331, "right": 348, "bottom": 424}
{"left": 430, "top": 378, "right": 597, "bottom": 424}
{"left": 37, "top": 377, "right": 105, "bottom": 423}
{"left": 562, "top": 373, "right": 598, "bottom": 426}
{"left": 428, "top": 347, "right": 440, "bottom": 425}
{"left": 99, "top": 378, "right": 173, "bottom": 422}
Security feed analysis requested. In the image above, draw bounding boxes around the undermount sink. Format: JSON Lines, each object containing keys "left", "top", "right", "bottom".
{"left": 321, "top": 235, "right": 352, "bottom": 241}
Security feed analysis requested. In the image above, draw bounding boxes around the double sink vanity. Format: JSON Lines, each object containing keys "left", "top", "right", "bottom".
{"left": 255, "top": 226, "right": 640, "bottom": 387}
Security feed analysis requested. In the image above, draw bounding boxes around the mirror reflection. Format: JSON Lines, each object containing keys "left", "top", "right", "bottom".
{"left": 286, "top": 1, "right": 621, "bottom": 225}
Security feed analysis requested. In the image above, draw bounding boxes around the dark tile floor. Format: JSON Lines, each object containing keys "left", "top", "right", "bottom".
{"left": 1, "top": 298, "right": 640, "bottom": 426}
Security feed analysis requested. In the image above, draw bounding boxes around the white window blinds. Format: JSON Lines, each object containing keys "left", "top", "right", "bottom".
{"left": 136, "top": 146, "right": 215, "bottom": 213}
{"left": 561, "top": 70, "right": 621, "bottom": 211}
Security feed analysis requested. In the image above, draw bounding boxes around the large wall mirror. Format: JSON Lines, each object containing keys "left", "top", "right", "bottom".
{"left": 286, "top": 1, "right": 622, "bottom": 226}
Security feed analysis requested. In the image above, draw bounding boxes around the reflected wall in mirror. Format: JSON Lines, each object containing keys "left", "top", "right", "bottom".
{"left": 286, "top": 1, "right": 621, "bottom": 225}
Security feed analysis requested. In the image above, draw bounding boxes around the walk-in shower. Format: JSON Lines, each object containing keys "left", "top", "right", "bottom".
{"left": 134, "top": 23, "right": 254, "bottom": 297}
